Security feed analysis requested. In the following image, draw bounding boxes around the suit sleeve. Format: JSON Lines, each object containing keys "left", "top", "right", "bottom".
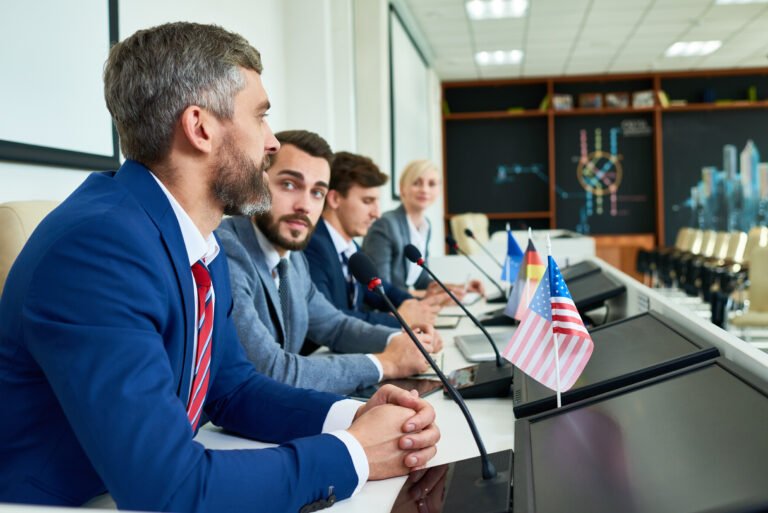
{"left": 220, "top": 230, "right": 381, "bottom": 394}
{"left": 299, "top": 254, "right": 396, "bottom": 355}
{"left": 361, "top": 217, "right": 396, "bottom": 284}
{"left": 23, "top": 219, "right": 359, "bottom": 513}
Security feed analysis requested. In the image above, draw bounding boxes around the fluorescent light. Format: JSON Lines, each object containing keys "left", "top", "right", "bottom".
{"left": 475, "top": 49, "right": 523, "bottom": 65}
{"left": 715, "top": 0, "right": 768, "bottom": 4}
{"left": 665, "top": 40, "right": 722, "bottom": 57}
{"left": 466, "top": 0, "right": 528, "bottom": 19}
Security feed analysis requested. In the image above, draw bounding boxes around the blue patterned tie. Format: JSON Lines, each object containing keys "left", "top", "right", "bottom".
{"left": 276, "top": 259, "right": 291, "bottom": 345}
{"left": 340, "top": 252, "right": 357, "bottom": 308}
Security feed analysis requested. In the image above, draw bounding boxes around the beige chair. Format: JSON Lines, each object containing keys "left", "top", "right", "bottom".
{"left": 0, "top": 201, "right": 59, "bottom": 294}
{"left": 450, "top": 213, "right": 489, "bottom": 255}
{"left": 731, "top": 245, "right": 768, "bottom": 336}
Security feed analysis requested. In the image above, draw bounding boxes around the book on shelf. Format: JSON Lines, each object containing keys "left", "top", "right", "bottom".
{"left": 657, "top": 90, "right": 669, "bottom": 108}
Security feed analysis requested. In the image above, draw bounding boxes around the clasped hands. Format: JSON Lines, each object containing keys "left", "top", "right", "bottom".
{"left": 348, "top": 385, "right": 440, "bottom": 480}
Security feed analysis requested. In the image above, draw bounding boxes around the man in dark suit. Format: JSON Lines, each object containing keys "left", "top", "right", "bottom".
{"left": 305, "top": 152, "right": 441, "bottom": 329}
{"left": 0, "top": 22, "right": 438, "bottom": 512}
{"left": 217, "top": 131, "right": 440, "bottom": 394}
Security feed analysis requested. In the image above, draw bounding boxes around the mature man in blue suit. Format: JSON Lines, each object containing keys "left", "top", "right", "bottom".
{"left": 305, "top": 151, "right": 442, "bottom": 330}
{"left": 0, "top": 22, "right": 438, "bottom": 512}
{"left": 217, "top": 130, "right": 439, "bottom": 394}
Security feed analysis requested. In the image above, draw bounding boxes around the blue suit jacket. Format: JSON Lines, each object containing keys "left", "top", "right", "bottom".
{"left": 216, "top": 216, "right": 395, "bottom": 394}
{"left": 0, "top": 161, "right": 358, "bottom": 512}
{"left": 305, "top": 219, "right": 411, "bottom": 329}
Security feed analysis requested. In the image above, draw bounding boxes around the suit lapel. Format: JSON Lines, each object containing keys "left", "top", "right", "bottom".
{"left": 316, "top": 219, "right": 350, "bottom": 306}
{"left": 230, "top": 216, "right": 288, "bottom": 341}
{"left": 113, "top": 160, "right": 195, "bottom": 400}
{"left": 395, "top": 205, "right": 411, "bottom": 283}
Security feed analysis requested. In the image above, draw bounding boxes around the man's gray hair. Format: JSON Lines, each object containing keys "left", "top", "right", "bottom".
{"left": 104, "top": 22, "right": 263, "bottom": 165}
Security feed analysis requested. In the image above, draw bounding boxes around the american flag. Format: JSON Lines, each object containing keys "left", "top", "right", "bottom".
{"left": 502, "top": 255, "right": 594, "bottom": 392}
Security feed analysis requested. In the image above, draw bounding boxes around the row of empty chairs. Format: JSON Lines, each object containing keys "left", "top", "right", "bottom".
{"left": 638, "top": 226, "right": 768, "bottom": 342}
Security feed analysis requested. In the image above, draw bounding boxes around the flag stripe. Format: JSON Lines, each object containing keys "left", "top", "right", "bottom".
{"left": 501, "top": 254, "right": 594, "bottom": 393}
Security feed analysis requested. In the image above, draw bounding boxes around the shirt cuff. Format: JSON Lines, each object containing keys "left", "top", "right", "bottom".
{"left": 329, "top": 430, "right": 369, "bottom": 496}
{"left": 367, "top": 354, "right": 384, "bottom": 381}
{"left": 323, "top": 399, "right": 369, "bottom": 497}
{"left": 322, "top": 398, "right": 363, "bottom": 433}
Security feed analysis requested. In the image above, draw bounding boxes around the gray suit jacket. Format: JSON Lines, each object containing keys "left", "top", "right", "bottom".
{"left": 362, "top": 205, "right": 432, "bottom": 290}
{"left": 217, "top": 216, "right": 397, "bottom": 394}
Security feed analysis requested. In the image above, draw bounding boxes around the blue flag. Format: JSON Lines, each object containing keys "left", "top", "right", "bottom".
{"left": 500, "top": 230, "right": 524, "bottom": 282}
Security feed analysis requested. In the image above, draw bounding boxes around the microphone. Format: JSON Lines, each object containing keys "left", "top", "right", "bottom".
{"left": 348, "top": 253, "right": 512, "bottom": 513}
{"left": 446, "top": 235, "right": 507, "bottom": 303}
{"left": 464, "top": 228, "right": 503, "bottom": 269}
{"left": 404, "top": 244, "right": 514, "bottom": 399}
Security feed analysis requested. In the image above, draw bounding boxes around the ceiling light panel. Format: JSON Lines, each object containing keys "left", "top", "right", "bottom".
{"left": 475, "top": 49, "right": 524, "bottom": 65}
{"left": 466, "top": 0, "right": 528, "bottom": 20}
{"left": 665, "top": 40, "right": 722, "bottom": 57}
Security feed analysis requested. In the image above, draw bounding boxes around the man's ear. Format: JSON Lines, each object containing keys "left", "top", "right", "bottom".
{"left": 325, "top": 189, "right": 342, "bottom": 210}
{"left": 178, "top": 105, "right": 218, "bottom": 154}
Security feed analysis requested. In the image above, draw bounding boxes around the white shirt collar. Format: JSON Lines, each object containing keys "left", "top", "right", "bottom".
{"left": 150, "top": 172, "right": 219, "bottom": 266}
{"left": 252, "top": 221, "right": 290, "bottom": 273}
{"left": 325, "top": 220, "right": 357, "bottom": 258}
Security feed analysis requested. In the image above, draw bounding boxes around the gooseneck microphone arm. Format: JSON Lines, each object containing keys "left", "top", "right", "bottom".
{"left": 404, "top": 244, "right": 504, "bottom": 368}
{"left": 446, "top": 235, "right": 507, "bottom": 299}
{"left": 348, "top": 253, "right": 497, "bottom": 481}
{"left": 464, "top": 228, "right": 503, "bottom": 269}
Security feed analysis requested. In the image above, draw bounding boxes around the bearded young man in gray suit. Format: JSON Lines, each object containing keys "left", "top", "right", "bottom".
{"left": 217, "top": 130, "right": 442, "bottom": 394}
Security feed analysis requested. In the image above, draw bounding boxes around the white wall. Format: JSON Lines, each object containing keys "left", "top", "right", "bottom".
{"left": 0, "top": 0, "right": 443, "bottom": 256}
{"left": 352, "top": 0, "right": 444, "bottom": 256}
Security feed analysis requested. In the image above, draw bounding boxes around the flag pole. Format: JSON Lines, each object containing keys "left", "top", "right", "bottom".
{"left": 547, "top": 234, "right": 562, "bottom": 408}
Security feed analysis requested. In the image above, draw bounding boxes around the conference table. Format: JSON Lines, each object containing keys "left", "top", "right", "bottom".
{"left": 74, "top": 297, "right": 515, "bottom": 512}
{"left": 4, "top": 255, "right": 768, "bottom": 512}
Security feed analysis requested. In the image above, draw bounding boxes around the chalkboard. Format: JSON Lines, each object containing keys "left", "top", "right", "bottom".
{"left": 554, "top": 114, "right": 655, "bottom": 235}
{"left": 445, "top": 117, "right": 549, "bottom": 214}
{"left": 662, "top": 109, "right": 768, "bottom": 246}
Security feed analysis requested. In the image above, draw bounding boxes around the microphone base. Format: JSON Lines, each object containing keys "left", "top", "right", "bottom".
{"left": 445, "top": 361, "right": 514, "bottom": 399}
{"left": 479, "top": 308, "right": 518, "bottom": 327}
{"left": 390, "top": 449, "right": 513, "bottom": 513}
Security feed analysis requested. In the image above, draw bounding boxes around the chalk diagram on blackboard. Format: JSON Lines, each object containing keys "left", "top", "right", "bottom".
{"left": 577, "top": 127, "right": 622, "bottom": 216}
{"left": 496, "top": 123, "right": 648, "bottom": 234}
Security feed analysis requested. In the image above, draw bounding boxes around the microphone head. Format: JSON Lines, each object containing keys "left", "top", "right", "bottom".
{"left": 348, "top": 253, "right": 382, "bottom": 291}
{"left": 445, "top": 235, "right": 459, "bottom": 249}
{"left": 464, "top": 227, "right": 475, "bottom": 238}
{"left": 404, "top": 244, "right": 424, "bottom": 265}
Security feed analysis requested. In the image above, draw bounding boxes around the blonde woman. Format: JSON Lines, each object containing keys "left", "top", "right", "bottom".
{"left": 362, "top": 160, "right": 484, "bottom": 298}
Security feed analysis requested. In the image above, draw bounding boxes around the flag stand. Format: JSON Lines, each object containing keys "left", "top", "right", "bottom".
{"left": 547, "top": 235, "right": 563, "bottom": 408}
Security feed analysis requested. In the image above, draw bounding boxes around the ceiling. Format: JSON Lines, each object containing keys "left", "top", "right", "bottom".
{"left": 399, "top": 0, "right": 768, "bottom": 80}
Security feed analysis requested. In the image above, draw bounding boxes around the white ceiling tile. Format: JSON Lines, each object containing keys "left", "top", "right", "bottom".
{"left": 410, "top": 0, "right": 768, "bottom": 80}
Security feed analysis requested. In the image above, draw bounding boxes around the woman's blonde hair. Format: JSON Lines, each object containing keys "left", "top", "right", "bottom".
{"left": 398, "top": 160, "right": 439, "bottom": 192}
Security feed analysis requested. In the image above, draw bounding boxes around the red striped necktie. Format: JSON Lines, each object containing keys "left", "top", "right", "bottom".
{"left": 187, "top": 261, "right": 213, "bottom": 431}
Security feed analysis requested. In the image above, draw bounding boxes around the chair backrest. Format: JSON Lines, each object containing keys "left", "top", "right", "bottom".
{"left": 710, "top": 232, "right": 730, "bottom": 261}
{"left": 748, "top": 245, "right": 768, "bottom": 312}
{"left": 687, "top": 229, "right": 704, "bottom": 255}
{"left": 744, "top": 226, "right": 768, "bottom": 265}
{"left": 674, "top": 227, "right": 691, "bottom": 251}
{"left": 0, "top": 201, "right": 59, "bottom": 294}
{"left": 725, "top": 231, "right": 748, "bottom": 264}
{"left": 450, "top": 213, "right": 489, "bottom": 255}
{"left": 699, "top": 230, "right": 717, "bottom": 258}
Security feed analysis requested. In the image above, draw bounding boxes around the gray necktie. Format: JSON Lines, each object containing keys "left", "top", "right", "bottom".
{"left": 276, "top": 259, "right": 290, "bottom": 344}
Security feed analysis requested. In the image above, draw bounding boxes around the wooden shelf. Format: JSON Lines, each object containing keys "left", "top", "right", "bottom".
{"left": 445, "top": 211, "right": 551, "bottom": 220}
{"left": 553, "top": 106, "right": 657, "bottom": 116}
{"left": 662, "top": 101, "right": 768, "bottom": 112}
{"left": 444, "top": 110, "right": 548, "bottom": 120}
